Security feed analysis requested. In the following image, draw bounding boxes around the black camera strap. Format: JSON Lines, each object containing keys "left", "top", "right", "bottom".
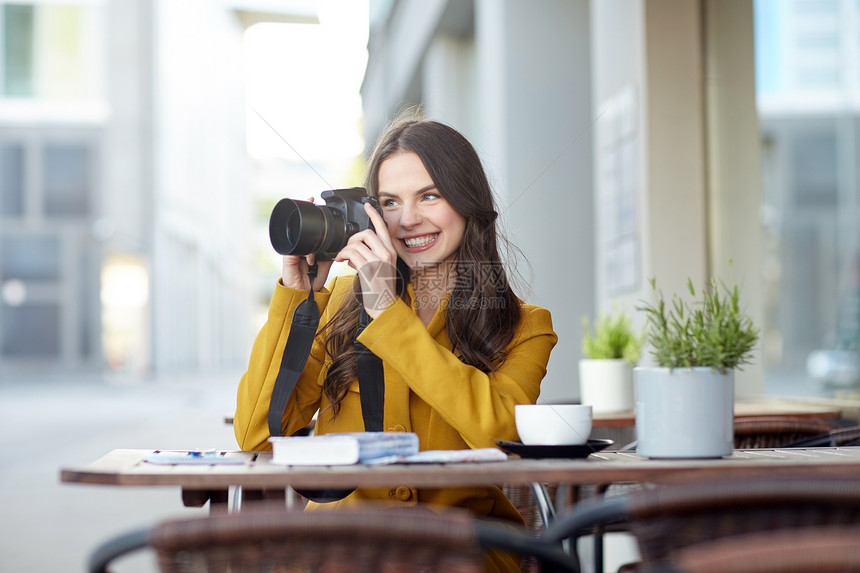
{"left": 355, "top": 305, "right": 385, "bottom": 432}
{"left": 268, "top": 273, "right": 386, "bottom": 435}
{"left": 267, "top": 266, "right": 386, "bottom": 502}
{"left": 267, "top": 286, "right": 321, "bottom": 438}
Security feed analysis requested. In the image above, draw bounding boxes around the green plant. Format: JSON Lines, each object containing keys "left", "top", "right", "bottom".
{"left": 638, "top": 274, "right": 759, "bottom": 373}
{"left": 581, "top": 310, "right": 644, "bottom": 364}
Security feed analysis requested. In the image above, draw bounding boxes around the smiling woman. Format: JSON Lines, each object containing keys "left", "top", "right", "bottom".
{"left": 234, "top": 115, "right": 558, "bottom": 573}
{"left": 376, "top": 152, "right": 467, "bottom": 270}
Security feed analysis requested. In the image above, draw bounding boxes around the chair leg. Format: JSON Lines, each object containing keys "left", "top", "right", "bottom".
{"left": 593, "top": 483, "right": 611, "bottom": 573}
{"left": 530, "top": 482, "right": 557, "bottom": 527}
{"left": 594, "top": 529, "right": 605, "bottom": 573}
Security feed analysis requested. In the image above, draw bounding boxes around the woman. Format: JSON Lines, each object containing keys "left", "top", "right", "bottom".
{"left": 234, "top": 116, "right": 557, "bottom": 572}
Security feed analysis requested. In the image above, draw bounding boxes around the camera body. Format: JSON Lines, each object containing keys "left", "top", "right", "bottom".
{"left": 269, "top": 187, "right": 381, "bottom": 261}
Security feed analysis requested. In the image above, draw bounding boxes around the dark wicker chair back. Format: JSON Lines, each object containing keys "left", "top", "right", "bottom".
{"left": 152, "top": 506, "right": 483, "bottom": 572}
{"left": 542, "top": 475, "right": 860, "bottom": 572}
{"left": 733, "top": 416, "right": 839, "bottom": 449}
{"left": 89, "top": 504, "right": 575, "bottom": 573}
{"left": 624, "top": 475, "right": 860, "bottom": 562}
{"left": 828, "top": 425, "right": 860, "bottom": 446}
{"left": 637, "top": 526, "right": 860, "bottom": 573}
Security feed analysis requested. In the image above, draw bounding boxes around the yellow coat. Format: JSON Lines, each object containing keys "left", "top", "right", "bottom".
{"left": 234, "top": 274, "right": 557, "bottom": 519}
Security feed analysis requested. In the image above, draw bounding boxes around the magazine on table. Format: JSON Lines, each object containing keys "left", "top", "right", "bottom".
{"left": 269, "top": 432, "right": 419, "bottom": 465}
{"left": 268, "top": 432, "right": 507, "bottom": 466}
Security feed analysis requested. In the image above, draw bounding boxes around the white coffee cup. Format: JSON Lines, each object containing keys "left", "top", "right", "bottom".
{"left": 515, "top": 404, "right": 593, "bottom": 445}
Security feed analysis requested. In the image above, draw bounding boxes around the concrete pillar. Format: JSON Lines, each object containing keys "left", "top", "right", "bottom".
{"left": 704, "top": 0, "right": 764, "bottom": 394}
{"left": 475, "top": 0, "right": 593, "bottom": 402}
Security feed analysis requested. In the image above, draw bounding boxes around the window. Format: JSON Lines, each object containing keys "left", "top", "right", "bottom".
{"left": 755, "top": 0, "right": 860, "bottom": 396}
{"left": 1, "top": 303, "right": 60, "bottom": 357}
{"left": 43, "top": 143, "right": 90, "bottom": 216}
{"left": 0, "top": 234, "right": 61, "bottom": 280}
{"left": 791, "top": 132, "right": 837, "bottom": 206}
{"left": 0, "top": 2, "right": 105, "bottom": 100}
{"left": 1, "top": 4, "right": 34, "bottom": 96}
{"left": 0, "top": 142, "right": 23, "bottom": 216}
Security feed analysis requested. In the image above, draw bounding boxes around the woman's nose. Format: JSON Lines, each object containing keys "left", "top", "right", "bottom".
{"left": 399, "top": 203, "right": 422, "bottom": 228}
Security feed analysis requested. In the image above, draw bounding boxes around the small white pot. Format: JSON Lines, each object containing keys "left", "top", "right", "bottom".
{"left": 579, "top": 359, "right": 634, "bottom": 414}
{"left": 634, "top": 367, "right": 734, "bottom": 458}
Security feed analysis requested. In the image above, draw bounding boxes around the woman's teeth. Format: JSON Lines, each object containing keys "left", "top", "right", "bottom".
{"left": 404, "top": 234, "right": 438, "bottom": 248}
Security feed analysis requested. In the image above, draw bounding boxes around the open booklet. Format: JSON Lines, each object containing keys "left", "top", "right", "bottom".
{"left": 268, "top": 432, "right": 508, "bottom": 466}
{"left": 366, "top": 447, "right": 508, "bottom": 465}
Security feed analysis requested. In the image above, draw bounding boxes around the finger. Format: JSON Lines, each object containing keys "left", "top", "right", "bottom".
{"left": 335, "top": 245, "right": 370, "bottom": 269}
{"left": 306, "top": 253, "right": 316, "bottom": 266}
{"left": 357, "top": 214, "right": 397, "bottom": 259}
{"left": 283, "top": 254, "right": 306, "bottom": 271}
{"left": 364, "top": 203, "right": 394, "bottom": 249}
{"left": 349, "top": 230, "right": 394, "bottom": 264}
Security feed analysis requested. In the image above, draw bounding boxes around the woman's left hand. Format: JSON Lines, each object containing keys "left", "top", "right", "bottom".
{"left": 334, "top": 202, "right": 398, "bottom": 319}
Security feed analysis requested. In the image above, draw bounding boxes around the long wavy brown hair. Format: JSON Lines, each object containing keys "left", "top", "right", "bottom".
{"left": 319, "top": 117, "right": 523, "bottom": 416}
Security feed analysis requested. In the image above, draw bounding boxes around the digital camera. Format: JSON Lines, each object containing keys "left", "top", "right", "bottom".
{"left": 269, "top": 187, "right": 381, "bottom": 260}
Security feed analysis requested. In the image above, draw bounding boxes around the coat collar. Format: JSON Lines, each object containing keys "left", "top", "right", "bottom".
{"left": 404, "top": 282, "right": 449, "bottom": 339}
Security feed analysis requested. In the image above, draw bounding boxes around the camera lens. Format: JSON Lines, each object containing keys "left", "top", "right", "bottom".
{"left": 285, "top": 208, "right": 303, "bottom": 246}
{"left": 269, "top": 198, "right": 346, "bottom": 259}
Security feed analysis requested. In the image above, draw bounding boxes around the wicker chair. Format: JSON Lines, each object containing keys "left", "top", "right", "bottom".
{"left": 540, "top": 475, "right": 860, "bottom": 573}
{"left": 829, "top": 424, "right": 860, "bottom": 446}
{"left": 776, "top": 423, "right": 860, "bottom": 448}
{"left": 503, "top": 482, "right": 563, "bottom": 573}
{"left": 503, "top": 483, "right": 560, "bottom": 532}
{"left": 733, "top": 416, "right": 839, "bottom": 449}
{"left": 578, "top": 416, "right": 845, "bottom": 572}
{"left": 636, "top": 526, "right": 860, "bottom": 573}
{"left": 88, "top": 503, "right": 574, "bottom": 573}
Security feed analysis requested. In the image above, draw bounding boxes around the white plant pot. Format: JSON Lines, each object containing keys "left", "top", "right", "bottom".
{"left": 579, "top": 359, "right": 634, "bottom": 414}
{"left": 634, "top": 367, "right": 734, "bottom": 459}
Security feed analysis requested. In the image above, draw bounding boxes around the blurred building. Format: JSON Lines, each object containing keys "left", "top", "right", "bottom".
{"left": 6, "top": 0, "right": 857, "bottom": 400}
{"left": 755, "top": 0, "right": 860, "bottom": 390}
{"left": 0, "top": 0, "right": 316, "bottom": 378}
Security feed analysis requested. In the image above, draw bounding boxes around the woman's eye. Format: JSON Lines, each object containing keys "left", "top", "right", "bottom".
{"left": 382, "top": 199, "right": 398, "bottom": 207}
{"left": 422, "top": 193, "right": 439, "bottom": 201}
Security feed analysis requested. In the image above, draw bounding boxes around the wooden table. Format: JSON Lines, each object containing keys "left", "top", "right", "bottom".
{"left": 61, "top": 446, "right": 860, "bottom": 512}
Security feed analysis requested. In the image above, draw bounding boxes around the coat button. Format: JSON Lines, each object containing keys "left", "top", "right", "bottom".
{"left": 393, "top": 424, "right": 407, "bottom": 432}
{"left": 395, "top": 486, "right": 412, "bottom": 501}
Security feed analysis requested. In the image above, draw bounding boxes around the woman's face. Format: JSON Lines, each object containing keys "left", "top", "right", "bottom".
{"left": 377, "top": 151, "right": 467, "bottom": 270}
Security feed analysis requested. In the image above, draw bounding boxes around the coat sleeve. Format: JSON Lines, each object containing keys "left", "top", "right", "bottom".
{"left": 356, "top": 299, "right": 557, "bottom": 449}
{"left": 233, "top": 278, "right": 338, "bottom": 451}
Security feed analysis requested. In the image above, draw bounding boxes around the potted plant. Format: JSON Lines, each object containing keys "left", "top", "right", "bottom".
{"left": 635, "top": 273, "right": 759, "bottom": 458}
{"left": 579, "top": 310, "right": 644, "bottom": 413}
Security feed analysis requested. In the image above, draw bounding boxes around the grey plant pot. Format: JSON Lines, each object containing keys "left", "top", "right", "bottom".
{"left": 634, "top": 367, "right": 734, "bottom": 458}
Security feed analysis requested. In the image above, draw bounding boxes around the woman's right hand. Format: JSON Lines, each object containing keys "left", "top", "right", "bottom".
{"left": 280, "top": 197, "right": 332, "bottom": 291}
{"left": 282, "top": 252, "right": 332, "bottom": 291}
